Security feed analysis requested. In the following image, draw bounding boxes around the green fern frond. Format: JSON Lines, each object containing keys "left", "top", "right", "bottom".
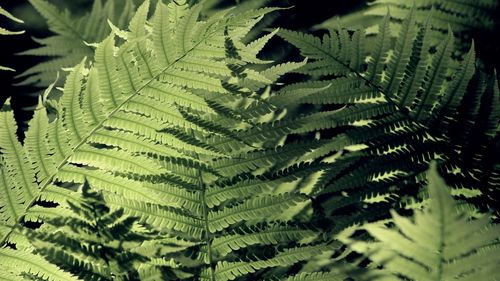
{"left": 315, "top": 0, "right": 498, "bottom": 52}
{"left": 212, "top": 244, "right": 334, "bottom": 281}
{"left": 8, "top": 5, "right": 336, "bottom": 275}
{"left": 208, "top": 193, "right": 309, "bottom": 232}
{"left": 0, "top": 247, "right": 79, "bottom": 281}
{"left": 340, "top": 163, "right": 500, "bottom": 280}
{"left": 278, "top": 9, "right": 500, "bottom": 230}
{"left": 0, "top": 101, "right": 38, "bottom": 228}
{"left": 26, "top": 186, "right": 173, "bottom": 280}
{"left": 18, "top": 0, "right": 135, "bottom": 87}
{"left": 211, "top": 222, "right": 317, "bottom": 257}
{"left": 4, "top": 1, "right": 496, "bottom": 280}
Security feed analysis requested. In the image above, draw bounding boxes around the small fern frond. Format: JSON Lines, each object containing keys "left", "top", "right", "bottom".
{"left": 18, "top": 0, "right": 135, "bottom": 87}
{"left": 340, "top": 163, "right": 500, "bottom": 280}
{"left": 26, "top": 186, "right": 173, "bottom": 280}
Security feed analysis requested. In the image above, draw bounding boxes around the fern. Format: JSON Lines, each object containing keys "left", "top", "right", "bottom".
{"left": 18, "top": 0, "right": 275, "bottom": 88}
{"left": 1, "top": 1, "right": 499, "bottom": 280}
{"left": 339, "top": 163, "right": 500, "bottom": 280}
{"left": 0, "top": 247, "right": 80, "bottom": 281}
{"left": 315, "top": 0, "right": 498, "bottom": 51}
{"left": 17, "top": 0, "right": 136, "bottom": 87}
{"left": 277, "top": 9, "right": 500, "bottom": 230}
{"left": 0, "top": 1, "right": 336, "bottom": 279}
{"left": 27, "top": 185, "right": 175, "bottom": 281}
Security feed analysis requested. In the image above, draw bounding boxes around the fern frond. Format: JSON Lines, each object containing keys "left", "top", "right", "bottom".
{"left": 213, "top": 244, "right": 332, "bottom": 281}
{"left": 0, "top": 101, "right": 37, "bottom": 227}
{"left": 0, "top": 247, "right": 79, "bottom": 281}
{"left": 104, "top": 193, "right": 205, "bottom": 239}
{"left": 340, "top": 163, "right": 500, "bottom": 280}
{"left": 279, "top": 9, "right": 499, "bottom": 231}
{"left": 18, "top": 0, "right": 135, "bottom": 87}
{"left": 211, "top": 222, "right": 317, "bottom": 256}
{"left": 315, "top": 0, "right": 498, "bottom": 53}
{"left": 4, "top": 1, "right": 462, "bottom": 279}
{"left": 208, "top": 193, "right": 308, "bottom": 232}
{"left": 212, "top": 141, "right": 314, "bottom": 176}
{"left": 24, "top": 99, "right": 57, "bottom": 183}
{"left": 2, "top": 0, "right": 287, "bottom": 251}
{"left": 26, "top": 186, "right": 175, "bottom": 280}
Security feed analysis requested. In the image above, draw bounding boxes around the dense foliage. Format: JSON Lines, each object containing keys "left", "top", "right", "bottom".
{"left": 0, "top": 0, "right": 499, "bottom": 280}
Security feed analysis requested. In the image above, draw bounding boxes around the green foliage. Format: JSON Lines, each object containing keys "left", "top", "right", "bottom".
{"left": 277, "top": 9, "right": 500, "bottom": 230}
{"left": 339, "top": 163, "right": 500, "bottom": 280}
{"left": 17, "top": 0, "right": 136, "bottom": 87}
{"left": 17, "top": 0, "right": 273, "bottom": 87}
{"left": 1, "top": 1, "right": 333, "bottom": 279}
{"left": 315, "top": 0, "right": 498, "bottom": 51}
{"left": 27, "top": 185, "right": 174, "bottom": 281}
{"left": 0, "top": 0, "right": 499, "bottom": 280}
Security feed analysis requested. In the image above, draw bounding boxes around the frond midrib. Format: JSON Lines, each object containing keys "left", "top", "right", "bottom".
{"left": 192, "top": 129, "right": 216, "bottom": 281}
{"left": 435, "top": 182, "right": 446, "bottom": 280}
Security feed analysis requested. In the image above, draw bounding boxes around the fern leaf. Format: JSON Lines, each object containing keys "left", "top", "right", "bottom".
{"left": 152, "top": 1, "right": 176, "bottom": 65}
{"left": 143, "top": 81, "right": 212, "bottom": 112}
{"left": 128, "top": 0, "right": 149, "bottom": 39}
{"left": 412, "top": 30, "right": 455, "bottom": 120}
{"left": 24, "top": 99, "right": 57, "bottom": 184}
{"left": 205, "top": 177, "right": 275, "bottom": 208}
{"left": 396, "top": 20, "right": 433, "bottom": 108}
{"left": 0, "top": 162, "right": 24, "bottom": 227}
{"left": 280, "top": 8, "right": 499, "bottom": 234}
{"left": 0, "top": 101, "right": 38, "bottom": 202}
{"left": 55, "top": 165, "right": 163, "bottom": 205}
{"left": 29, "top": 0, "right": 83, "bottom": 38}
{"left": 1, "top": 2, "right": 395, "bottom": 279}
{"left": 432, "top": 44, "right": 476, "bottom": 125}
{"left": 208, "top": 193, "right": 308, "bottom": 232}
{"left": 315, "top": 0, "right": 498, "bottom": 53}
{"left": 95, "top": 35, "right": 124, "bottom": 113}
{"left": 212, "top": 141, "right": 314, "bottom": 177}
{"left": 144, "top": 182, "right": 203, "bottom": 214}
{"left": 366, "top": 14, "right": 392, "bottom": 83}
{"left": 383, "top": 7, "right": 418, "bottom": 96}
{"left": 277, "top": 29, "right": 351, "bottom": 76}
{"left": 213, "top": 244, "right": 331, "bottom": 281}
{"left": 0, "top": 5, "right": 23, "bottom": 71}
{"left": 69, "top": 145, "right": 162, "bottom": 175}
{"left": 341, "top": 163, "right": 500, "bottom": 280}
{"left": 105, "top": 194, "right": 204, "bottom": 239}
{"left": 19, "top": 0, "right": 134, "bottom": 89}
{"left": 0, "top": 248, "right": 79, "bottom": 281}
{"left": 211, "top": 223, "right": 317, "bottom": 256}
{"left": 61, "top": 59, "right": 92, "bottom": 146}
